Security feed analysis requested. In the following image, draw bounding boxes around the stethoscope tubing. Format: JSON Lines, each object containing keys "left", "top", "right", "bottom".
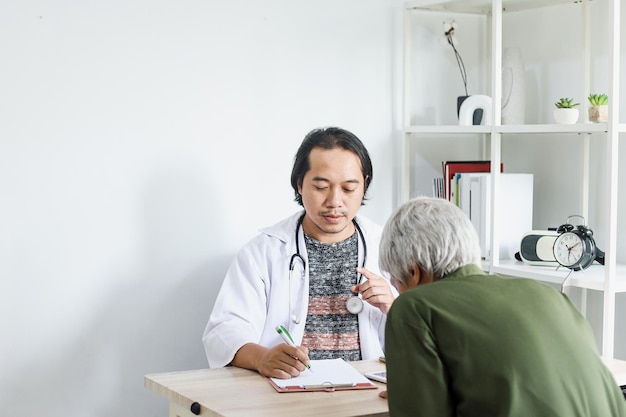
{"left": 288, "top": 213, "right": 367, "bottom": 324}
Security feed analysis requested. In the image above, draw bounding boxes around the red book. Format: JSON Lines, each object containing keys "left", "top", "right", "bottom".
{"left": 442, "top": 161, "right": 503, "bottom": 201}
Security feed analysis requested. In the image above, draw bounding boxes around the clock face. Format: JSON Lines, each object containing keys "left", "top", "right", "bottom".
{"left": 553, "top": 231, "right": 595, "bottom": 270}
{"left": 554, "top": 232, "right": 584, "bottom": 267}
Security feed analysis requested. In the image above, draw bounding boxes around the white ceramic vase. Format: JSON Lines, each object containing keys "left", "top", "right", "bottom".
{"left": 553, "top": 108, "right": 579, "bottom": 124}
{"left": 501, "top": 47, "right": 525, "bottom": 124}
{"left": 459, "top": 95, "right": 493, "bottom": 126}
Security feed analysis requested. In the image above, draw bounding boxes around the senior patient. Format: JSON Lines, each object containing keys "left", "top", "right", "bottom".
{"left": 379, "top": 197, "right": 626, "bottom": 416}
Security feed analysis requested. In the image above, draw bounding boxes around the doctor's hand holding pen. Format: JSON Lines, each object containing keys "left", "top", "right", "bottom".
{"left": 231, "top": 326, "right": 312, "bottom": 379}
{"left": 232, "top": 340, "right": 311, "bottom": 379}
{"left": 353, "top": 267, "right": 396, "bottom": 314}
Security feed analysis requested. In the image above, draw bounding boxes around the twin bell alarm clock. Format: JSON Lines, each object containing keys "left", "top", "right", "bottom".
{"left": 519, "top": 215, "right": 604, "bottom": 271}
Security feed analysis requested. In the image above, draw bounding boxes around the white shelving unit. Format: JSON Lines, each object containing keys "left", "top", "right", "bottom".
{"left": 400, "top": 0, "right": 624, "bottom": 378}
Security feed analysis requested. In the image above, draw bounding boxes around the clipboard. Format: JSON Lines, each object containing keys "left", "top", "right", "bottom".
{"left": 267, "top": 358, "right": 378, "bottom": 393}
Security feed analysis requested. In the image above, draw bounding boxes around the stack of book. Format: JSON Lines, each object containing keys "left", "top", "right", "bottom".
{"left": 442, "top": 161, "right": 500, "bottom": 203}
{"left": 438, "top": 161, "right": 533, "bottom": 261}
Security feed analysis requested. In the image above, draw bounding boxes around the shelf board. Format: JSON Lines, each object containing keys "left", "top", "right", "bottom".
{"left": 405, "top": 125, "right": 491, "bottom": 134}
{"left": 404, "top": 123, "right": 615, "bottom": 135}
{"left": 491, "top": 260, "right": 626, "bottom": 293}
{"left": 405, "top": 0, "right": 584, "bottom": 14}
{"left": 497, "top": 123, "right": 608, "bottom": 134}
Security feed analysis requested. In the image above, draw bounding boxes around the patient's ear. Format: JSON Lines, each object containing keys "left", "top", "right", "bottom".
{"left": 411, "top": 264, "right": 433, "bottom": 287}
{"left": 407, "top": 264, "right": 421, "bottom": 288}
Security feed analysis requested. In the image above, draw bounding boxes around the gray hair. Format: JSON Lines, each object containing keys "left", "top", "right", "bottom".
{"left": 379, "top": 197, "right": 482, "bottom": 284}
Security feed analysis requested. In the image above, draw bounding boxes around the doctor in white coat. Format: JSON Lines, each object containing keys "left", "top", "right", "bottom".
{"left": 202, "top": 127, "right": 396, "bottom": 379}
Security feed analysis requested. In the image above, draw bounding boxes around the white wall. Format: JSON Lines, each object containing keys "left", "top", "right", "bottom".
{"left": 1, "top": 1, "right": 623, "bottom": 416}
{"left": 0, "top": 1, "right": 401, "bottom": 416}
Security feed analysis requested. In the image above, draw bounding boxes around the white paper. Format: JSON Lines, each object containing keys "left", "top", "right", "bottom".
{"left": 269, "top": 358, "right": 372, "bottom": 388}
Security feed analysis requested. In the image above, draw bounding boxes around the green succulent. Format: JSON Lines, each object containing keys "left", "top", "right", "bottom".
{"left": 588, "top": 93, "right": 608, "bottom": 106}
{"left": 555, "top": 98, "right": 580, "bottom": 109}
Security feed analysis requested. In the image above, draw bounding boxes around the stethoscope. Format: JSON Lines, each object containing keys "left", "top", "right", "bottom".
{"left": 289, "top": 213, "right": 367, "bottom": 324}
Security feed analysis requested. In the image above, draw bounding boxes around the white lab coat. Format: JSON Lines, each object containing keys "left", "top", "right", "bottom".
{"left": 202, "top": 210, "right": 394, "bottom": 368}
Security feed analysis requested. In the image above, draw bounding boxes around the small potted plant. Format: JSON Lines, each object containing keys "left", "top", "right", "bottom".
{"left": 588, "top": 93, "right": 608, "bottom": 123}
{"left": 553, "top": 97, "right": 580, "bottom": 124}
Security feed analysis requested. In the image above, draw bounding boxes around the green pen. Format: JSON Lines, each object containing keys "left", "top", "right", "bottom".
{"left": 275, "top": 325, "right": 312, "bottom": 371}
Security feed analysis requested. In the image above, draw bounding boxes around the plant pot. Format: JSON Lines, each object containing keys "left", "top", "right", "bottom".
{"left": 553, "top": 108, "right": 579, "bottom": 124}
{"left": 457, "top": 96, "right": 483, "bottom": 125}
{"left": 588, "top": 105, "right": 608, "bottom": 123}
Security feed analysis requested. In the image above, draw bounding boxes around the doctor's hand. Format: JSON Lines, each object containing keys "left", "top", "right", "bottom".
{"left": 353, "top": 267, "right": 395, "bottom": 314}
{"left": 257, "top": 343, "right": 311, "bottom": 379}
{"left": 232, "top": 342, "right": 311, "bottom": 379}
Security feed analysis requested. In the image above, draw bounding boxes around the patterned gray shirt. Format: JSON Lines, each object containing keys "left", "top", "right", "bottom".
{"left": 302, "top": 231, "right": 361, "bottom": 361}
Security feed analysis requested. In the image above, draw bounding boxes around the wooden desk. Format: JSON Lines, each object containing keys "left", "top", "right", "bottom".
{"left": 145, "top": 359, "right": 389, "bottom": 417}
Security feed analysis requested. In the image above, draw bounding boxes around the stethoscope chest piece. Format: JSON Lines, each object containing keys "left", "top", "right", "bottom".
{"left": 346, "top": 296, "right": 364, "bottom": 314}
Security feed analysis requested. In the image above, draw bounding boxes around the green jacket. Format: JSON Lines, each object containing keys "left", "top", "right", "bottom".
{"left": 385, "top": 264, "right": 626, "bottom": 417}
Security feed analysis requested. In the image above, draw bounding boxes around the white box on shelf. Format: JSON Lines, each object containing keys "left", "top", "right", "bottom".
{"left": 457, "top": 173, "right": 533, "bottom": 261}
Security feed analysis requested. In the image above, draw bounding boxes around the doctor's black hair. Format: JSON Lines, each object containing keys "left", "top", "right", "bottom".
{"left": 290, "top": 127, "right": 373, "bottom": 207}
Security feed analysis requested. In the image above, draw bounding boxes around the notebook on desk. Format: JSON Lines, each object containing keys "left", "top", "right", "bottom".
{"left": 267, "top": 358, "right": 377, "bottom": 393}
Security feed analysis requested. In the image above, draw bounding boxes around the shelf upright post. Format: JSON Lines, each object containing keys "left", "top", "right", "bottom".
{"left": 602, "top": 0, "right": 620, "bottom": 360}
{"left": 484, "top": 4, "right": 493, "bottom": 162}
{"left": 488, "top": 0, "right": 502, "bottom": 269}
{"left": 582, "top": 0, "right": 591, "bottom": 125}
{"left": 577, "top": 0, "right": 592, "bottom": 321}
{"left": 580, "top": 0, "right": 590, "bottom": 223}
{"left": 400, "top": 4, "right": 413, "bottom": 207}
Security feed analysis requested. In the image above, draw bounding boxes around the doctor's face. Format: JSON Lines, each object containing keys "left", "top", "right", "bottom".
{"left": 298, "top": 147, "right": 365, "bottom": 244}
